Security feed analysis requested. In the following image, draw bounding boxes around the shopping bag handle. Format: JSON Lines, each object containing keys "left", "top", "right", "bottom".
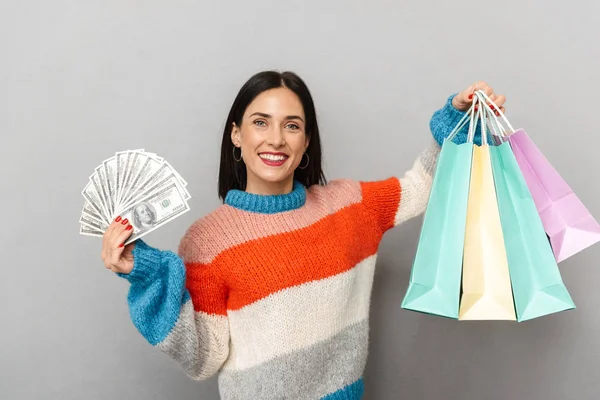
{"left": 446, "top": 95, "right": 481, "bottom": 143}
{"left": 475, "top": 98, "right": 488, "bottom": 146}
{"left": 475, "top": 90, "right": 516, "bottom": 134}
{"left": 474, "top": 91, "right": 506, "bottom": 141}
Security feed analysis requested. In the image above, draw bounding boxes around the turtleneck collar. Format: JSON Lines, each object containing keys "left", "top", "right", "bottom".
{"left": 224, "top": 180, "right": 307, "bottom": 214}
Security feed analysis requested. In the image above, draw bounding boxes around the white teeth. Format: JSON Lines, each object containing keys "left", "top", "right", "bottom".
{"left": 259, "top": 154, "right": 287, "bottom": 161}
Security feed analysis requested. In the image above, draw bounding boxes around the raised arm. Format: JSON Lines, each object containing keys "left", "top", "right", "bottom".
{"left": 360, "top": 83, "right": 506, "bottom": 232}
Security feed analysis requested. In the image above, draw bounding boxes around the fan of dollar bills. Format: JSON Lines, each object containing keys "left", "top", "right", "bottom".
{"left": 79, "top": 148, "right": 191, "bottom": 245}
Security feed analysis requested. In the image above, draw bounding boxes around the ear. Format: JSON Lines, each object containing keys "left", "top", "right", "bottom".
{"left": 304, "top": 135, "right": 310, "bottom": 150}
{"left": 231, "top": 122, "right": 241, "bottom": 147}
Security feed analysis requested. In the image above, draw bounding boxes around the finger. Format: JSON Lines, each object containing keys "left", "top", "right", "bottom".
{"left": 493, "top": 94, "right": 506, "bottom": 108}
{"left": 116, "top": 224, "right": 134, "bottom": 248}
{"left": 475, "top": 82, "right": 494, "bottom": 97}
{"left": 482, "top": 85, "right": 493, "bottom": 96}
{"left": 102, "top": 217, "right": 124, "bottom": 255}
{"left": 105, "top": 216, "right": 124, "bottom": 237}
{"left": 109, "top": 217, "right": 130, "bottom": 242}
{"left": 110, "top": 224, "right": 133, "bottom": 265}
{"left": 489, "top": 96, "right": 506, "bottom": 116}
{"left": 116, "top": 244, "right": 136, "bottom": 273}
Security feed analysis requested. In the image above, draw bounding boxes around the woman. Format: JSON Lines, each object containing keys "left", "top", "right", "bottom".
{"left": 101, "top": 71, "right": 506, "bottom": 400}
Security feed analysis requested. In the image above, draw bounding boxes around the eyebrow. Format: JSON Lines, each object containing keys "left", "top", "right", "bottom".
{"left": 249, "top": 112, "right": 304, "bottom": 122}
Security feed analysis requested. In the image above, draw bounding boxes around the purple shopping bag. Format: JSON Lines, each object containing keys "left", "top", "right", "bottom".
{"left": 508, "top": 129, "right": 600, "bottom": 262}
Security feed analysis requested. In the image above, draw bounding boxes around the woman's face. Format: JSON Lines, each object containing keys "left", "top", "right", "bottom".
{"left": 232, "top": 87, "right": 309, "bottom": 195}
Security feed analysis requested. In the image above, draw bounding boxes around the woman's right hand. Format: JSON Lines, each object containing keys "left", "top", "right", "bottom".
{"left": 101, "top": 216, "right": 135, "bottom": 274}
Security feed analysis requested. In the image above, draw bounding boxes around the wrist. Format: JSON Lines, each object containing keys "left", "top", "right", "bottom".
{"left": 116, "top": 240, "right": 162, "bottom": 285}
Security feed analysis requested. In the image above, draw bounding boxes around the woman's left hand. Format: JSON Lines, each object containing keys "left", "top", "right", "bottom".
{"left": 452, "top": 81, "right": 506, "bottom": 115}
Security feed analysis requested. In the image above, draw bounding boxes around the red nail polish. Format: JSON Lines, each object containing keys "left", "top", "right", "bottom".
{"left": 490, "top": 104, "right": 496, "bottom": 110}
{"left": 126, "top": 225, "right": 132, "bottom": 231}
{"left": 121, "top": 218, "right": 128, "bottom": 225}
{"left": 468, "top": 94, "right": 473, "bottom": 99}
{"left": 495, "top": 111, "right": 500, "bottom": 116}
{"left": 115, "top": 216, "right": 122, "bottom": 222}
{"left": 118, "top": 243, "right": 124, "bottom": 248}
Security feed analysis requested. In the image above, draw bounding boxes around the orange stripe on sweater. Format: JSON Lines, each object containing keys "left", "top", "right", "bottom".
{"left": 187, "top": 202, "right": 384, "bottom": 312}
{"left": 184, "top": 264, "right": 229, "bottom": 316}
{"left": 181, "top": 180, "right": 364, "bottom": 265}
{"left": 360, "top": 177, "right": 401, "bottom": 232}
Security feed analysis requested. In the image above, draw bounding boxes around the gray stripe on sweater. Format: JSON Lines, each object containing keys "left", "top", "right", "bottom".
{"left": 217, "top": 319, "right": 369, "bottom": 400}
{"left": 158, "top": 299, "right": 230, "bottom": 380}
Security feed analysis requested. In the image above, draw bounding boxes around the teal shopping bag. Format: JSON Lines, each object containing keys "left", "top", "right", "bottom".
{"left": 401, "top": 107, "right": 478, "bottom": 319}
{"left": 489, "top": 138, "right": 576, "bottom": 321}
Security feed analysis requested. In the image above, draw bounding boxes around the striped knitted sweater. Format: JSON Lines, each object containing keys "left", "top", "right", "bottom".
{"left": 117, "top": 95, "right": 474, "bottom": 399}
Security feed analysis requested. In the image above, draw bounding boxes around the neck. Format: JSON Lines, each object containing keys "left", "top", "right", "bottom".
{"left": 245, "top": 177, "right": 294, "bottom": 196}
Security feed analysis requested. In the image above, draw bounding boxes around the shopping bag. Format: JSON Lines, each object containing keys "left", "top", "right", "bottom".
{"left": 507, "top": 129, "right": 600, "bottom": 262}
{"left": 470, "top": 92, "right": 576, "bottom": 320}
{"left": 401, "top": 104, "right": 477, "bottom": 319}
{"left": 474, "top": 90, "right": 600, "bottom": 263}
{"left": 488, "top": 140, "right": 576, "bottom": 321}
{"left": 457, "top": 104, "right": 516, "bottom": 321}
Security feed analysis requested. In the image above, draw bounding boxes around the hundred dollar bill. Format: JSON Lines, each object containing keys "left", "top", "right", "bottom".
{"left": 93, "top": 165, "right": 112, "bottom": 218}
{"left": 81, "top": 181, "right": 110, "bottom": 224}
{"left": 141, "top": 152, "right": 190, "bottom": 187}
{"left": 117, "top": 156, "right": 190, "bottom": 212}
{"left": 120, "top": 181, "right": 190, "bottom": 245}
{"left": 80, "top": 201, "right": 108, "bottom": 226}
{"left": 115, "top": 150, "right": 132, "bottom": 208}
{"left": 80, "top": 223, "right": 104, "bottom": 237}
{"left": 116, "top": 149, "right": 144, "bottom": 208}
{"left": 161, "top": 159, "right": 188, "bottom": 187}
{"left": 80, "top": 214, "right": 108, "bottom": 232}
{"left": 124, "top": 151, "right": 149, "bottom": 203}
{"left": 118, "top": 154, "right": 161, "bottom": 209}
{"left": 118, "top": 172, "right": 187, "bottom": 213}
{"left": 102, "top": 156, "right": 118, "bottom": 218}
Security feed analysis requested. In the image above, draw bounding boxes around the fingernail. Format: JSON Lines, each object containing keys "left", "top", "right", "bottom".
{"left": 118, "top": 243, "right": 124, "bottom": 248}
{"left": 490, "top": 104, "right": 496, "bottom": 110}
{"left": 495, "top": 111, "right": 500, "bottom": 116}
{"left": 126, "top": 225, "right": 132, "bottom": 231}
{"left": 115, "top": 216, "right": 122, "bottom": 222}
{"left": 121, "top": 218, "right": 128, "bottom": 225}
{"left": 468, "top": 94, "right": 473, "bottom": 99}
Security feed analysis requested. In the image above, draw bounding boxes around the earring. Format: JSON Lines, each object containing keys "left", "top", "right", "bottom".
{"left": 299, "top": 152, "right": 309, "bottom": 169}
{"left": 233, "top": 146, "right": 242, "bottom": 162}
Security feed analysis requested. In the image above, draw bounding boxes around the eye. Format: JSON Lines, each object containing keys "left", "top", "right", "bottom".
{"left": 285, "top": 123, "right": 300, "bottom": 130}
{"left": 253, "top": 120, "right": 266, "bottom": 127}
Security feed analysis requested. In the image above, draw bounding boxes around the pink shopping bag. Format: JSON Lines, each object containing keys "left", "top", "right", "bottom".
{"left": 508, "top": 129, "right": 600, "bottom": 262}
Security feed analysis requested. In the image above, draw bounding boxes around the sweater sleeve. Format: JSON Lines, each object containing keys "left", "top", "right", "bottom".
{"left": 360, "top": 94, "right": 476, "bottom": 231}
{"left": 117, "top": 236, "right": 230, "bottom": 380}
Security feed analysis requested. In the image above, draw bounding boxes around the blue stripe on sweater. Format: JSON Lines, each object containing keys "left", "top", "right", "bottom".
{"left": 321, "top": 378, "right": 364, "bottom": 400}
{"left": 117, "top": 240, "right": 190, "bottom": 346}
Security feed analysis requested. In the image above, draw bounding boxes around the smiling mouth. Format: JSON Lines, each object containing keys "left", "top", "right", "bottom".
{"left": 259, "top": 153, "right": 289, "bottom": 166}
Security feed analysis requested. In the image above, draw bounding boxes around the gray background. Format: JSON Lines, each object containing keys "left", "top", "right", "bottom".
{"left": 2, "top": 1, "right": 600, "bottom": 399}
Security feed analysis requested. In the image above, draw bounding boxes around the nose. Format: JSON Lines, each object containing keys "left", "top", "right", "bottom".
{"left": 266, "top": 126, "right": 285, "bottom": 147}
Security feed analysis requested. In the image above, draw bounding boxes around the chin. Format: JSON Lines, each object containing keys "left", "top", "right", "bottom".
{"left": 257, "top": 174, "right": 291, "bottom": 184}
{"left": 251, "top": 168, "right": 293, "bottom": 184}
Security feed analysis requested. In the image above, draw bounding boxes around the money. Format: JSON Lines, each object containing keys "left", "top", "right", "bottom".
{"left": 79, "top": 149, "right": 191, "bottom": 243}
